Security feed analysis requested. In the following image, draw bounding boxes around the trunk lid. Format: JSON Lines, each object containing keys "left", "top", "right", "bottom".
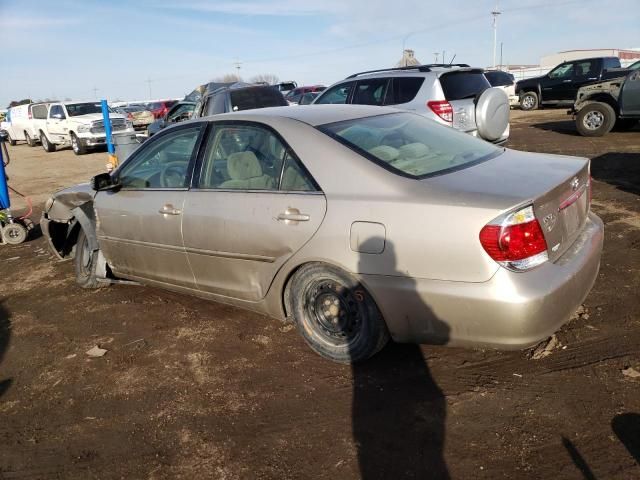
{"left": 425, "top": 149, "right": 591, "bottom": 262}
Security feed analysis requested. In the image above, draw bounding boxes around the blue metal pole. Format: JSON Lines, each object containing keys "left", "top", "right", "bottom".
{"left": 100, "top": 99, "right": 114, "bottom": 155}
{"left": 0, "top": 143, "right": 10, "bottom": 210}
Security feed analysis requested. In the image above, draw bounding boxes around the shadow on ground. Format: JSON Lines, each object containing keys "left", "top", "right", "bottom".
{"left": 591, "top": 153, "right": 640, "bottom": 196}
{"left": 531, "top": 118, "right": 580, "bottom": 136}
{"left": 351, "top": 239, "right": 450, "bottom": 479}
{"left": 612, "top": 413, "right": 640, "bottom": 465}
{"left": 0, "top": 300, "right": 12, "bottom": 398}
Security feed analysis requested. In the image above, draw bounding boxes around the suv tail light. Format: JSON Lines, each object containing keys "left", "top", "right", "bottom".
{"left": 427, "top": 100, "right": 453, "bottom": 123}
{"left": 479, "top": 205, "right": 548, "bottom": 271}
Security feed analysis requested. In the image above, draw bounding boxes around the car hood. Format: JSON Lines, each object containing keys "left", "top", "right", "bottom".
{"left": 68, "top": 113, "right": 126, "bottom": 124}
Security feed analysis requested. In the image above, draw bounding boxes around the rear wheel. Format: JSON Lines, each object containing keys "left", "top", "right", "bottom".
{"left": 74, "top": 228, "right": 104, "bottom": 289}
{"left": 520, "top": 92, "right": 539, "bottom": 111}
{"left": 71, "top": 133, "right": 86, "bottom": 155}
{"left": 1, "top": 223, "right": 27, "bottom": 245}
{"left": 8, "top": 134, "right": 16, "bottom": 146}
{"left": 40, "top": 131, "right": 56, "bottom": 152}
{"left": 25, "top": 132, "right": 36, "bottom": 147}
{"left": 289, "top": 263, "right": 389, "bottom": 363}
{"left": 576, "top": 102, "right": 616, "bottom": 137}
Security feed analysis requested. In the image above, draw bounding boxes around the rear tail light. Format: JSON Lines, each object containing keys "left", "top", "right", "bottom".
{"left": 479, "top": 205, "right": 548, "bottom": 271}
{"left": 427, "top": 100, "right": 453, "bottom": 123}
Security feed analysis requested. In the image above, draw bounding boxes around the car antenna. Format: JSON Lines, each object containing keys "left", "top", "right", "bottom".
{"left": 448, "top": 54, "right": 457, "bottom": 66}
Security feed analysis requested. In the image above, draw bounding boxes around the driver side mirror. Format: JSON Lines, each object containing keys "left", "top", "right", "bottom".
{"left": 91, "top": 172, "right": 120, "bottom": 191}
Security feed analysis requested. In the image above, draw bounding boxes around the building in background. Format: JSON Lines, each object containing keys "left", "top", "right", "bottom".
{"left": 396, "top": 49, "right": 421, "bottom": 68}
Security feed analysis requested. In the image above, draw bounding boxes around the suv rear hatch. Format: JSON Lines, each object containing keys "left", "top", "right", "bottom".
{"left": 438, "top": 69, "right": 489, "bottom": 133}
{"left": 230, "top": 87, "right": 288, "bottom": 112}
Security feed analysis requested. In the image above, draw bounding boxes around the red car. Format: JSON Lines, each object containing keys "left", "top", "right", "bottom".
{"left": 284, "top": 85, "right": 326, "bottom": 104}
{"left": 145, "top": 100, "right": 179, "bottom": 119}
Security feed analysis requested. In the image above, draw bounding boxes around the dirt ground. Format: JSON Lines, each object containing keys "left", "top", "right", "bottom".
{"left": 1, "top": 110, "right": 639, "bottom": 479}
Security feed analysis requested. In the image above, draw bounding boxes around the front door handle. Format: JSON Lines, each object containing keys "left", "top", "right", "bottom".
{"left": 159, "top": 204, "right": 181, "bottom": 215}
{"left": 277, "top": 208, "right": 310, "bottom": 223}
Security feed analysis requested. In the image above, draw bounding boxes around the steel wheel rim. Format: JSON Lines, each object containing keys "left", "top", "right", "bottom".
{"left": 522, "top": 95, "right": 534, "bottom": 109}
{"left": 583, "top": 111, "right": 604, "bottom": 130}
{"left": 304, "top": 280, "right": 362, "bottom": 343}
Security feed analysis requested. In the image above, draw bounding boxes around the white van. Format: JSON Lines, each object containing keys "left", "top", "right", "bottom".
{"left": 3, "top": 103, "right": 51, "bottom": 146}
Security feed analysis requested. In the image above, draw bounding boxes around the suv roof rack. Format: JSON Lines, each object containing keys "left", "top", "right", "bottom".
{"left": 346, "top": 64, "right": 470, "bottom": 78}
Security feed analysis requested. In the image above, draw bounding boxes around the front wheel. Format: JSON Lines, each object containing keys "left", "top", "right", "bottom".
{"left": 71, "top": 133, "right": 86, "bottom": 155}
{"left": 520, "top": 92, "right": 539, "bottom": 111}
{"left": 40, "top": 131, "right": 56, "bottom": 152}
{"left": 576, "top": 103, "right": 616, "bottom": 137}
{"left": 289, "top": 263, "right": 389, "bottom": 363}
{"left": 74, "top": 228, "right": 104, "bottom": 289}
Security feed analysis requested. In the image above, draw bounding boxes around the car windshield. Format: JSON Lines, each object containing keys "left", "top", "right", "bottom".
{"left": 66, "top": 103, "right": 107, "bottom": 116}
{"left": 319, "top": 112, "right": 501, "bottom": 178}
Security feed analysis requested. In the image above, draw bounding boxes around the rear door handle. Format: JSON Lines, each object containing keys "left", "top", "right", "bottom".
{"left": 277, "top": 208, "right": 309, "bottom": 223}
{"left": 159, "top": 204, "right": 181, "bottom": 215}
{"left": 562, "top": 79, "right": 572, "bottom": 83}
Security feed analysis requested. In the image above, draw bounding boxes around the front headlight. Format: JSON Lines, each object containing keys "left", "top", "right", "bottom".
{"left": 45, "top": 197, "right": 55, "bottom": 212}
{"left": 77, "top": 124, "right": 90, "bottom": 133}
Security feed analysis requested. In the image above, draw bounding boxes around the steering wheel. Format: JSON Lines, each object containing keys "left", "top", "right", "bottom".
{"left": 160, "top": 161, "right": 187, "bottom": 188}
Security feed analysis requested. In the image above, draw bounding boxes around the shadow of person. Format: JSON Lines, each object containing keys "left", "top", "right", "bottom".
{"left": 562, "top": 436, "right": 597, "bottom": 480}
{"left": 0, "top": 300, "right": 12, "bottom": 398}
{"left": 351, "top": 238, "right": 450, "bottom": 479}
{"left": 612, "top": 413, "right": 640, "bottom": 465}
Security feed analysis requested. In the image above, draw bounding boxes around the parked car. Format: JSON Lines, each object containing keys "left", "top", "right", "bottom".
{"left": 39, "top": 102, "right": 134, "bottom": 155}
{"left": 299, "top": 92, "right": 321, "bottom": 105}
{"left": 484, "top": 70, "right": 518, "bottom": 106}
{"left": 314, "top": 64, "right": 510, "bottom": 144}
{"left": 145, "top": 100, "right": 179, "bottom": 119}
{"left": 192, "top": 82, "right": 287, "bottom": 118}
{"left": 629, "top": 60, "right": 640, "bottom": 70}
{"left": 515, "top": 57, "right": 621, "bottom": 111}
{"left": 114, "top": 105, "right": 155, "bottom": 131}
{"left": 2, "top": 102, "right": 51, "bottom": 146}
{"left": 147, "top": 101, "right": 196, "bottom": 137}
{"left": 274, "top": 81, "right": 298, "bottom": 96}
{"left": 285, "top": 85, "right": 326, "bottom": 105}
{"left": 572, "top": 69, "right": 640, "bottom": 136}
{"left": 41, "top": 104, "right": 602, "bottom": 363}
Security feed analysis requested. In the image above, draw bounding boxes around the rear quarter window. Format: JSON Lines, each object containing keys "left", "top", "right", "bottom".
{"left": 230, "top": 88, "right": 287, "bottom": 111}
{"left": 439, "top": 71, "right": 491, "bottom": 100}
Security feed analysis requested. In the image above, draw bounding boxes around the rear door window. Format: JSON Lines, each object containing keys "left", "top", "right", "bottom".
{"left": 439, "top": 72, "right": 491, "bottom": 100}
{"left": 574, "top": 60, "right": 598, "bottom": 79}
{"left": 314, "top": 82, "right": 355, "bottom": 104}
{"left": 385, "top": 77, "right": 425, "bottom": 105}
{"left": 352, "top": 78, "right": 389, "bottom": 106}
{"left": 229, "top": 88, "right": 287, "bottom": 111}
{"left": 31, "top": 104, "right": 48, "bottom": 119}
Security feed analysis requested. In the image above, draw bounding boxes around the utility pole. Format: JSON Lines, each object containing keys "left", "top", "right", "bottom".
{"left": 433, "top": 52, "right": 439, "bottom": 63}
{"left": 146, "top": 77, "right": 153, "bottom": 100}
{"left": 233, "top": 60, "right": 242, "bottom": 77}
{"left": 491, "top": 1, "right": 501, "bottom": 68}
{"left": 500, "top": 42, "right": 504, "bottom": 70}
{"left": 92, "top": 86, "right": 99, "bottom": 99}
{"left": 442, "top": 50, "right": 446, "bottom": 64}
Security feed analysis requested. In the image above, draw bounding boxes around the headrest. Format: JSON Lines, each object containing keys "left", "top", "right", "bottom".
{"left": 399, "top": 142, "right": 430, "bottom": 158}
{"left": 227, "top": 151, "right": 262, "bottom": 180}
{"left": 368, "top": 145, "right": 399, "bottom": 162}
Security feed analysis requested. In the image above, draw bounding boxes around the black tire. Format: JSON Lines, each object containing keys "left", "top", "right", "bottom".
{"left": 576, "top": 102, "right": 616, "bottom": 137}
{"left": 614, "top": 118, "right": 638, "bottom": 131}
{"left": 25, "top": 131, "right": 36, "bottom": 147}
{"left": 520, "top": 91, "right": 539, "bottom": 111}
{"left": 289, "top": 263, "right": 389, "bottom": 363}
{"left": 1, "top": 223, "right": 27, "bottom": 245}
{"left": 40, "top": 131, "right": 56, "bottom": 152}
{"left": 8, "top": 134, "right": 16, "bottom": 146}
{"left": 70, "top": 133, "right": 86, "bottom": 155}
{"left": 74, "top": 228, "right": 104, "bottom": 289}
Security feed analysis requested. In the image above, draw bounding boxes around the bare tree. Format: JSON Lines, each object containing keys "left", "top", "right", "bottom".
{"left": 212, "top": 73, "right": 243, "bottom": 83}
{"left": 249, "top": 73, "right": 279, "bottom": 85}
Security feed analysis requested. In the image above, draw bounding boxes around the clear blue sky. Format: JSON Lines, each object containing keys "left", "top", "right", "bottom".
{"left": 1, "top": 0, "right": 638, "bottom": 106}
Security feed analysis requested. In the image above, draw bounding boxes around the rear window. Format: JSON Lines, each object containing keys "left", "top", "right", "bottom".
{"left": 319, "top": 112, "right": 500, "bottom": 178}
{"left": 385, "top": 77, "right": 425, "bottom": 105}
{"left": 484, "top": 71, "right": 514, "bottom": 87}
{"left": 439, "top": 71, "right": 491, "bottom": 100}
{"left": 230, "top": 87, "right": 287, "bottom": 111}
{"left": 31, "top": 104, "right": 48, "bottom": 119}
{"left": 278, "top": 82, "right": 297, "bottom": 91}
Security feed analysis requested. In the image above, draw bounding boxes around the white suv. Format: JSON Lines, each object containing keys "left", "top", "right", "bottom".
{"left": 314, "top": 64, "right": 510, "bottom": 144}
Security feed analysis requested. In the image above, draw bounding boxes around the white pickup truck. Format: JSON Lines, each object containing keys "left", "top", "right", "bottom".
{"left": 40, "top": 102, "right": 134, "bottom": 155}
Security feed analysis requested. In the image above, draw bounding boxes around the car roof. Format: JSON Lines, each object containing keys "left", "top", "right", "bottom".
{"left": 200, "top": 104, "right": 400, "bottom": 127}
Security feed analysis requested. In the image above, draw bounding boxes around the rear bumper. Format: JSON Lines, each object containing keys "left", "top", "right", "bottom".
{"left": 361, "top": 212, "right": 604, "bottom": 349}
